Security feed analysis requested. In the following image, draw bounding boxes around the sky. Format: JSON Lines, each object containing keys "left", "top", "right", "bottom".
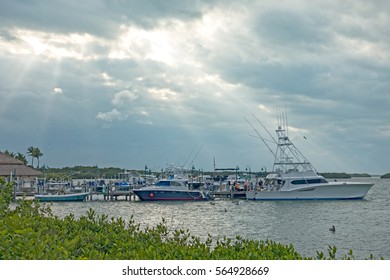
{"left": 1, "top": 0, "right": 389, "bottom": 175}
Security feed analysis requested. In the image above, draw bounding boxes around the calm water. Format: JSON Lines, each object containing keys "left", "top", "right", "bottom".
{"left": 47, "top": 178, "right": 389, "bottom": 259}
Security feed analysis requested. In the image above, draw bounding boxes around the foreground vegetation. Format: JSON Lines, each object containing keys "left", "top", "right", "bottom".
{"left": 0, "top": 178, "right": 379, "bottom": 260}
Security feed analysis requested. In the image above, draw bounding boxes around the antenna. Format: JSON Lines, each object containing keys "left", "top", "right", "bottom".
{"left": 188, "top": 144, "right": 203, "bottom": 169}
{"left": 285, "top": 105, "right": 289, "bottom": 136}
{"left": 182, "top": 145, "right": 198, "bottom": 167}
{"left": 276, "top": 106, "right": 289, "bottom": 134}
{"left": 251, "top": 113, "right": 277, "bottom": 143}
{"left": 244, "top": 117, "right": 276, "bottom": 158}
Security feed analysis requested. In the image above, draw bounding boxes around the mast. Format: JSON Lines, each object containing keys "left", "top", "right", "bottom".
{"left": 247, "top": 109, "right": 316, "bottom": 174}
{"left": 273, "top": 111, "right": 315, "bottom": 173}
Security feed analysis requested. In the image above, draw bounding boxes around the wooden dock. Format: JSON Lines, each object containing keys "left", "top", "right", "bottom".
{"left": 103, "top": 190, "right": 137, "bottom": 201}
{"left": 13, "top": 185, "right": 247, "bottom": 202}
{"left": 86, "top": 185, "right": 139, "bottom": 201}
{"left": 13, "top": 185, "right": 140, "bottom": 202}
{"left": 210, "top": 190, "right": 247, "bottom": 199}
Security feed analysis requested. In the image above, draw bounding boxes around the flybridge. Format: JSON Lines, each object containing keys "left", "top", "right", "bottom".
{"left": 245, "top": 110, "right": 315, "bottom": 174}
{"left": 273, "top": 121, "right": 314, "bottom": 173}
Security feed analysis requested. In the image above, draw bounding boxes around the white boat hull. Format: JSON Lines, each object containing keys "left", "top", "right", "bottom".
{"left": 246, "top": 182, "right": 373, "bottom": 200}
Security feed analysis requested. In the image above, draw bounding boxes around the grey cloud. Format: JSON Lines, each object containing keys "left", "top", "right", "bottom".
{"left": 1, "top": 0, "right": 390, "bottom": 174}
{"left": 253, "top": 8, "right": 330, "bottom": 48}
{"left": 0, "top": 0, "right": 216, "bottom": 38}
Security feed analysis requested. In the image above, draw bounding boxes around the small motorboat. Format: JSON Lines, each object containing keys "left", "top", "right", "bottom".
{"left": 34, "top": 192, "right": 89, "bottom": 202}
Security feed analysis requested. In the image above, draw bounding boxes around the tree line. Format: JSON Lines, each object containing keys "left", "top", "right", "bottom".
{"left": 3, "top": 147, "right": 43, "bottom": 168}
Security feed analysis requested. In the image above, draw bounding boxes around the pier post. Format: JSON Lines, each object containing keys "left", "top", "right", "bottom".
{"left": 230, "top": 189, "right": 234, "bottom": 199}
{"left": 89, "top": 186, "right": 92, "bottom": 201}
{"left": 10, "top": 171, "right": 16, "bottom": 202}
{"left": 12, "top": 183, "right": 16, "bottom": 202}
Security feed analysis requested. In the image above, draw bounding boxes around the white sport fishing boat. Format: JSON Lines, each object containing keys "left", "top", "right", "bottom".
{"left": 246, "top": 115, "right": 373, "bottom": 200}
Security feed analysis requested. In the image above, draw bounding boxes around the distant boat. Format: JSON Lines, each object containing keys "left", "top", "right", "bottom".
{"left": 34, "top": 192, "right": 89, "bottom": 202}
{"left": 246, "top": 114, "right": 374, "bottom": 201}
{"left": 132, "top": 179, "right": 209, "bottom": 201}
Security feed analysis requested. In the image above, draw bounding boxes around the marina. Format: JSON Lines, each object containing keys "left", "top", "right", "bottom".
{"left": 1, "top": 144, "right": 388, "bottom": 260}
{"left": 8, "top": 115, "right": 374, "bottom": 202}
{"left": 7, "top": 161, "right": 258, "bottom": 202}
{"left": 11, "top": 179, "right": 251, "bottom": 202}
{"left": 0, "top": 115, "right": 387, "bottom": 260}
{"left": 42, "top": 177, "right": 389, "bottom": 259}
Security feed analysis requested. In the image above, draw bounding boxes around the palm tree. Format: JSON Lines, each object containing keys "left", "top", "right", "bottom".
{"left": 26, "top": 147, "right": 43, "bottom": 168}
{"left": 3, "top": 150, "right": 28, "bottom": 165}
{"left": 34, "top": 148, "right": 43, "bottom": 168}
{"left": 16, "top": 153, "right": 28, "bottom": 165}
{"left": 4, "top": 150, "right": 15, "bottom": 158}
{"left": 27, "top": 146, "right": 35, "bottom": 167}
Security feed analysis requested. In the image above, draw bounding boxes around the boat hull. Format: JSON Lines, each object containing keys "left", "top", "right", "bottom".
{"left": 246, "top": 183, "right": 373, "bottom": 200}
{"left": 132, "top": 190, "right": 208, "bottom": 201}
{"left": 34, "top": 192, "right": 89, "bottom": 202}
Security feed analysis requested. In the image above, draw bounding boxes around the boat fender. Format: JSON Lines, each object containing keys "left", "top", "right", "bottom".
{"left": 150, "top": 193, "right": 154, "bottom": 197}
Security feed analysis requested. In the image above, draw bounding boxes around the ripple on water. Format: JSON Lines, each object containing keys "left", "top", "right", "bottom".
{"left": 47, "top": 179, "right": 390, "bottom": 259}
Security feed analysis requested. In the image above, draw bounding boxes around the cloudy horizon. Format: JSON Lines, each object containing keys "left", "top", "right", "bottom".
{"left": 1, "top": 0, "right": 389, "bottom": 175}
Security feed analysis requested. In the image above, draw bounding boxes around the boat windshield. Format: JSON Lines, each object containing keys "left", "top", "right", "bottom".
{"left": 291, "top": 178, "right": 328, "bottom": 185}
{"left": 155, "top": 181, "right": 170, "bottom": 186}
{"left": 170, "top": 181, "right": 185, "bottom": 187}
{"left": 155, "top": 180, "right": 186, "bottom": 187}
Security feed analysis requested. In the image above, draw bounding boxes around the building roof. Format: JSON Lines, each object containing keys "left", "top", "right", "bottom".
{"left": 0, "top": 151, "right": 42, "bottom": 177}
